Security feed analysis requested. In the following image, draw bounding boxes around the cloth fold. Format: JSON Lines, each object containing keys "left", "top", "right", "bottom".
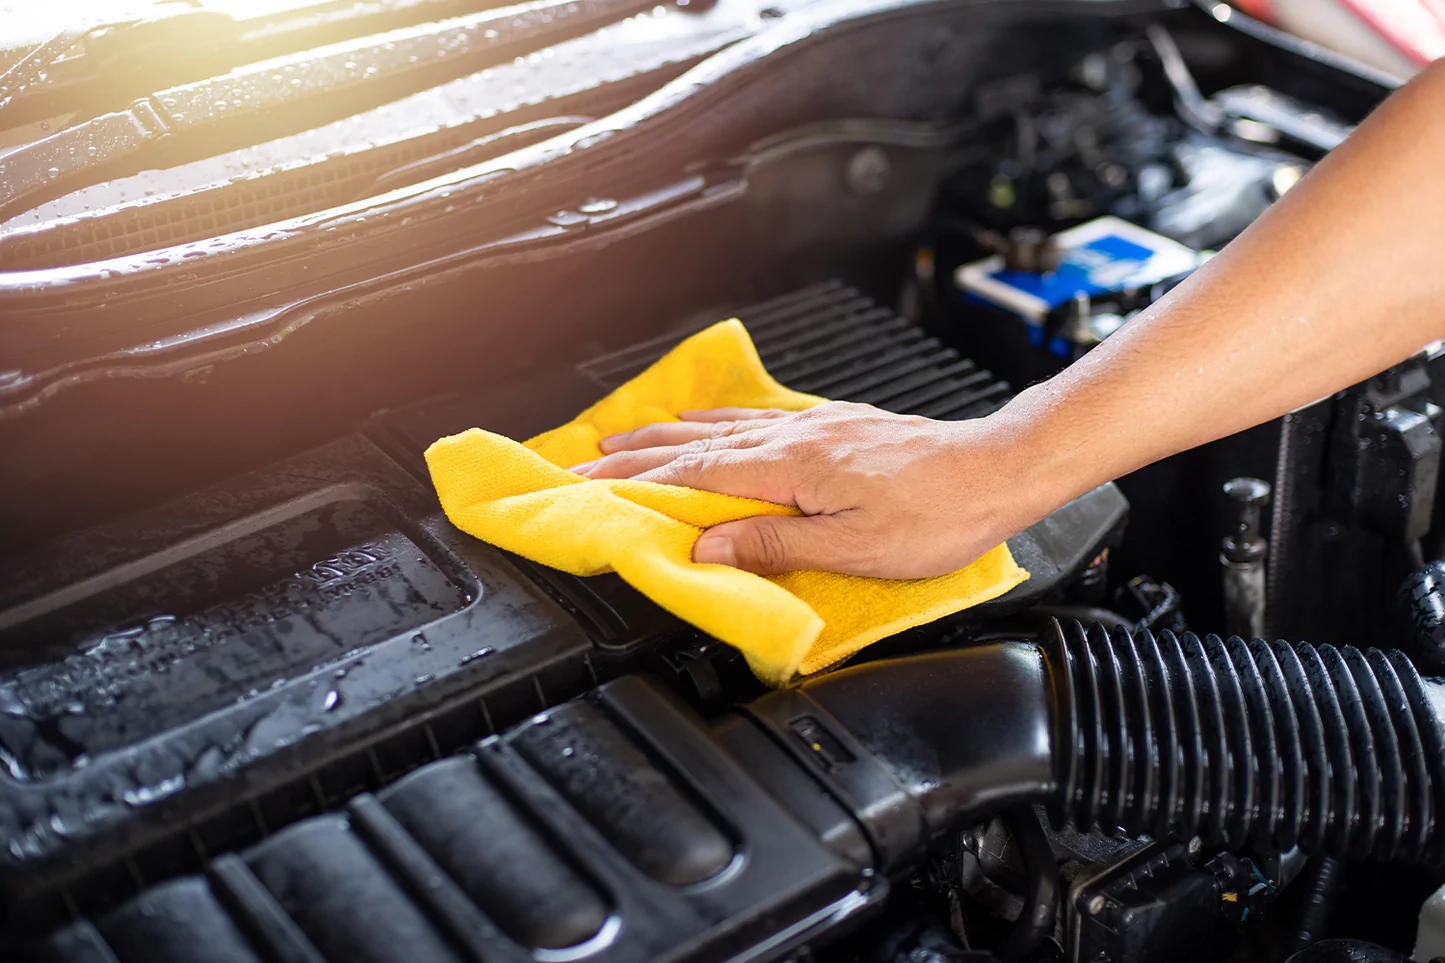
{"left": 425, "top": 319, "right": 1028, "bottom": 684}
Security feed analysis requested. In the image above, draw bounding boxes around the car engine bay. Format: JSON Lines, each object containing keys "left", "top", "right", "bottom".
{"left": 3, "top": 1, "right": 1445, "bottom": 961}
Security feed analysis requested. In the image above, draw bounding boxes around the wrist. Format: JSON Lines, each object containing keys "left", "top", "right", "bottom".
{"left": 982, "top": 384, "right": 1100, "bottom": 522}
{"left": 937, "top": 401, "right": 1074, "bottom": 537}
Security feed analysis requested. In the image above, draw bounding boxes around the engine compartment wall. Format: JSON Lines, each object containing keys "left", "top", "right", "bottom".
{"left": 0, "top": 1, "right": 1163, "bottom": 552}
{"left": 0, "top": 1, "right": 1392, "bottom": 560}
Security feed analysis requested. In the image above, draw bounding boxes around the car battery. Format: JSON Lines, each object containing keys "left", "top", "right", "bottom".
{"left": 954, "top": 216, "right": 1201, "bottom": 357}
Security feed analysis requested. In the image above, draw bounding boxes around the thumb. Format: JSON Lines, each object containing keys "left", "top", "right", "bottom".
{"left": 693, "top": 514, "right": 857, "bottom": 576}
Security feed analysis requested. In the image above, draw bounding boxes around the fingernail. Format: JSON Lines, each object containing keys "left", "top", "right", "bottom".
{"left": 598, "top": 432, "right": 628, "bottom": 454}
{"left": 568, "top": 460, "right": 596, "bottom": 474}
{"left": 694, "top": 535, "right": 737, "bottom": 567}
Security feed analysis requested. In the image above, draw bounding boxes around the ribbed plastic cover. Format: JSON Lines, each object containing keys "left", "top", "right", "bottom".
{"left": 581, "top": 280, "right": 1011, "bottom": 420}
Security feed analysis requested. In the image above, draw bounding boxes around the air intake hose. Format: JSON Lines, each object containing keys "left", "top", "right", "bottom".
{"left": 744, "top": 621, "right": 1445, "bottom": 870}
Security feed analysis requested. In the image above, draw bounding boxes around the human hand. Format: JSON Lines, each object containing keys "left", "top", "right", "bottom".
{"left": 570, "top": 402, "right": 1049, "bottom": 577}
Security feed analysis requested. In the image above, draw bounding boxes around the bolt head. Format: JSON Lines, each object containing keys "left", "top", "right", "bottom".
{"left": 1223, "top": 477, "right": 1271, "bottom": 504}
{"left": 846, "top": 146, "right": 890, "bottom": 195}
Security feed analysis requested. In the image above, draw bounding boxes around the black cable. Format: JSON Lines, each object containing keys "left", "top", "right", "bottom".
{"left": 1284, "top": 940, "right": 1411, "bottom": 963}
{"left": 1286, "top": 856, "right": 1345, "bottom": 956}
{"left": 992, "top": 807, "right": 1059, "bottom": 963}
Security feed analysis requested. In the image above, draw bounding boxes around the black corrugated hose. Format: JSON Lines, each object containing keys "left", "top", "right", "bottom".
{"left": 1047, "top": 621, "right": 1445, "bottom": 862}
{"left": 778, "top": 619, "right": 1445, "bottom": 870}
{"left": 749, "top": 620, "right": 1445, "bottom": 963}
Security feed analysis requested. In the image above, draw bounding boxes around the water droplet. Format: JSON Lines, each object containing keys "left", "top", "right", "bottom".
{"left": 579, "top": 197, "right": 617, "bottom": 215}
{"left": 458, "top": 646, "right": 494, "bottom": 666}
{"left": 562, "top": 746, "right": 575, "bottom": 757}
{"left": 122, "top": 775, "right": 185, "bottom": 808}
{"left": 46, "top": 167, "right": 59, "bottom": 179}
{"left": 321, "top": 690, "right": 341, "bottom": 712}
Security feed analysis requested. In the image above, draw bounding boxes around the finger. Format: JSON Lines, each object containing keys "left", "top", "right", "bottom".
{"left": 694, "top": 514, "right": 862, "bottom": 576}
{"left": 678, "top": 408, "right": 792, "bottom": 423}
{"left": 581, "top": 433, "right": 768, "bottom": 480}
{"left": 631, "top": 449, "right": 794, "bottom": 504}
{"left": 599, "top": 417, "right": 771, "bottom": 454}
{"left": 577, "top": 446, "right": 688, "bottom": 479}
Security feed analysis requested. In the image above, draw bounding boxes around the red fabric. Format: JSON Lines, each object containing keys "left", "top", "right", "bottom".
{"left": 1337, "top": 0, "right": 1445, "bottom": 65}
{"left": 1232, "top": 0, "right": 1279, "bottom": 22}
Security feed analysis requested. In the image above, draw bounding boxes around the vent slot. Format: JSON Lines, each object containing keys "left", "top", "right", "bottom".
{"left": 579, "top": 281, "right": 1010, "bottom": 420}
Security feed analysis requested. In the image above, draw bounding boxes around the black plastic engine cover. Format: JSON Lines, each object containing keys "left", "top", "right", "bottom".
{"left": 25, "top": 676, "right": 880, "bottom": 963}
{"left": 0, "top": 434, "right": 599, "bottom": 922}
{"left": 0, "top": 281, "right": 1125, "bottom": 940}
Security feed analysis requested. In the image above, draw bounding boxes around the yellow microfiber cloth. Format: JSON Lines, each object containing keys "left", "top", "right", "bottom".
{"left": 424, "top": 319, "right": 1028, "bottom": 685}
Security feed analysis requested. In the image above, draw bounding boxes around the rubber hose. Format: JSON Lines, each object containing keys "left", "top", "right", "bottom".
{"left": 1047, "top": 621, "right": 1445, "bottom": 862}
{"left": 766, "top": 620, "right": 1445, "bottom": 873}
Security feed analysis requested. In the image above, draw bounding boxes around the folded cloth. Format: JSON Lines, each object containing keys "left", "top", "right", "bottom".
{"left": 425, "top": 319, "right": 1028, "bottom": 684}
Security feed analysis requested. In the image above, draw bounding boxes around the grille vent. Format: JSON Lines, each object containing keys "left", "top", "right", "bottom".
{"left": 580, "top": 280, "right": 1011, "bottom": 419}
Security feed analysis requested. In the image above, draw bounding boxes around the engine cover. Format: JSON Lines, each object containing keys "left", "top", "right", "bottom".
{"left": 0, "top": 282, "right": 1125, "bottom": 945}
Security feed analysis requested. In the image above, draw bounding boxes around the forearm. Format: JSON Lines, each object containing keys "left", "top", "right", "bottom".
{"left": 589, "top": 63, "right": 1445, "bottom": 578}
{"left": 996, "top": 60, "right": 1445, "bottom": 514}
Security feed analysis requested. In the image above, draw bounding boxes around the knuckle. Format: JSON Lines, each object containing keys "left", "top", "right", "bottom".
{"left": 669, "top": 451, "right": 710, "bottom": 478}
{"left": 751, "top": 522, "right": 790, "bottom": 571}
{"left": 826, "top": 400, "right": 871, "bottom": 418}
